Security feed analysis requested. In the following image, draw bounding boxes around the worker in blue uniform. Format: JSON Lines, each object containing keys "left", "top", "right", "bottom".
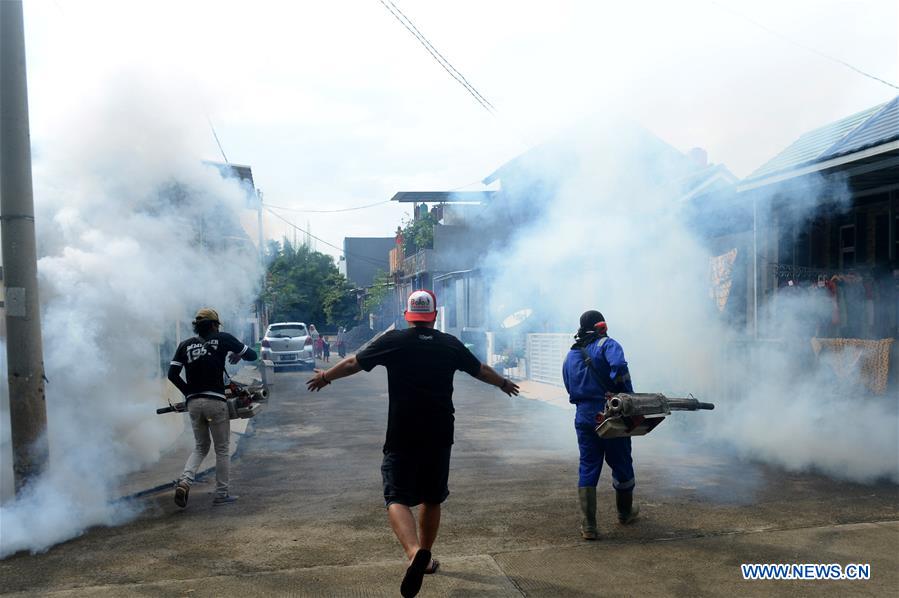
{"left": 562, "top": 310, "right": 639, "bottom": 540}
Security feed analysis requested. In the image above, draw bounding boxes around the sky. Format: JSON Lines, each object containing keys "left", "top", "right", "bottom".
{"left": 21, "top": 0, "right": 899, "bottom": 261}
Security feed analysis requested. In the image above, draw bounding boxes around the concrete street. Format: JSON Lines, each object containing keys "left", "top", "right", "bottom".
{"left": 1, "top": 364, "right": 897, "bottom": 597}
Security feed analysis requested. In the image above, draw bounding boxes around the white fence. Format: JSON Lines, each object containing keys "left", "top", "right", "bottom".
{"left": 526, "top": 333, "right": 571, "bottom": 386}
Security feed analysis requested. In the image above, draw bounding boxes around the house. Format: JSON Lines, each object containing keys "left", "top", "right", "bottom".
{"left": 738, "top": 96, "right": 899, "bottom": 341}
{"left": 386, "top": 191, "right": 497, "bottom": 343}
{"left": 339, "top": 237, "right": 395, "bottom": 288}
{"left": 204, "top": 161, "right": 268, "bottom": 343}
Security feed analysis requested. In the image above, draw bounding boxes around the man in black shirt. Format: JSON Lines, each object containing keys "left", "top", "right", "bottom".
{"left": 307, "top": 290, "right": 518, "bottom": 598}
{"left": 168, "top": 308, "right": 257, "bottom": 508}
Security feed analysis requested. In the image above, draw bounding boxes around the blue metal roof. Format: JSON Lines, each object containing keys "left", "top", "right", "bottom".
{"left": 822, "top": 96, "right": 899, "bottom": 159}
{"left": 390, "top": 191, "right": 496, "bottom": 203}
{"left": 745, "top": 96, "right": 898, "bottom": 182}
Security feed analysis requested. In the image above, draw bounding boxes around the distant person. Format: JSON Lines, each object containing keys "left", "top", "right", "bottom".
{"left": 322, "top": 337, "right": 331, "bottom": 363}
{"left": 307, "top": 290, "right": 519, "bottom": 598}
{"left": 337, "top": 327, "right": 347, "bottom": 358}
{"left": 562, "top": 310, "right": 638, "bottom": 540}
{"left": 168, "top": 308, "right": 257, "bottom": 508}
{"left": 309, "top": 324, "right": 321, "bottom": 358}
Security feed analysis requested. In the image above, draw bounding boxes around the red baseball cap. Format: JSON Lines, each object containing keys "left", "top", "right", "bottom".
{"left": 405, "top": 289, "right": 438, "bottom": 322}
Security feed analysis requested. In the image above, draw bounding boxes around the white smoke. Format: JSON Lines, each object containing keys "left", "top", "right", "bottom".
{"left": 485, "top": 119, "right": 725, "bottom": 392}
{"left": 482, "top": 117, "right": 898, "bottom": 484}
{"left": 0, "top": 81, "right": 261, "bottom": 557}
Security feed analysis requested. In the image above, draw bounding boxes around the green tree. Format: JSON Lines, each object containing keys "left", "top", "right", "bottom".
{"left": 362, "top": 269, "right": 391, "bottom": 315}
{"left": 322, "top": 272, "right": 359, "bottom": 328}
{"left": 401, "top": 213, "right": 436, "bottom": 255}
{"left": 264, "top": 240, "right": 359, "bottom": 329}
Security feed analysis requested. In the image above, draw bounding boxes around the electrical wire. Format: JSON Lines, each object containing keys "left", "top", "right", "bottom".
{"left": 708, "top": 0, "right": 899, "bottom": 91}
{"left": 207, "top": 116, "right": 230, "bottom": 163}
{"left": 377, "top": 0, "right": 496, "bottom": 114}
{"left": 384, "top": 0, "right": 496, "bottom": 111}
{"left": 264, "top": 199, "right": 392, "bottom": 213}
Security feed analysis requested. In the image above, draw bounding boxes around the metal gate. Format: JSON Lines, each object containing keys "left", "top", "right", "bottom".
{"left": 526, "top": 333, "right": 571, "bottom": 386}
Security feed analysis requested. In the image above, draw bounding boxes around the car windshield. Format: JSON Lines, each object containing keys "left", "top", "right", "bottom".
{"left": 268, "top": 326, "right": 307, "bottom": 338}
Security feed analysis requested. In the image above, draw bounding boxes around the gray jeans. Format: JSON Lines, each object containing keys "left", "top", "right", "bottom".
{"left": 180, "top": 398, "right": 230, "bottom": 497}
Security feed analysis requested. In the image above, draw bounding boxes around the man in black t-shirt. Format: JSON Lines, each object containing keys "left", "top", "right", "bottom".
{"left": 168, "top": 308, "right": 257, "bottom": 508}
{"left": 307, "top": 290, "right": 518, "bottom": 598}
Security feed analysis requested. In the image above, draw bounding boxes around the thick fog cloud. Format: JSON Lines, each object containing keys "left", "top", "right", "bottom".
{"left": 482, "top": 118, "right": 897, "bottom": 484}
{"left": 0, "top": 82, "right": 261, "bottom": 557}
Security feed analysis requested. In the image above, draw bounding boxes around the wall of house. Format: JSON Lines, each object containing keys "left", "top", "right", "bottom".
{"left": 343, "top": 237, "right": 394, "bottom": 288}
{"left": 760, "top": 184, "right": 898, "bottom": 342}
{"left": 435, "top": 272, "right": 486, "bottom": 338}
{"left": 771, "top": 190, "right": 896, "bottom": 274}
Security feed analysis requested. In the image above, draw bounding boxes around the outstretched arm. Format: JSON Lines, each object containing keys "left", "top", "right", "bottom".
{"left": 167, "top": 364, "right": 189, "bottom": 397}
{"left": 307, "top": 356, "right": 362, "bottom": 392}
{"left": 476, "top": 363, "right": 519, "bottom": 397}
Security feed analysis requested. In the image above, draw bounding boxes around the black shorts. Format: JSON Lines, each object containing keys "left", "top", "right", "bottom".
{"left": 381, "top": 446, "right": 452, "bottom": 507}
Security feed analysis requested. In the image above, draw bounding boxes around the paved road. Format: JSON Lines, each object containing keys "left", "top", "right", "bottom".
{"left": 1, "top": 365, "right": 897, "bottom": 597}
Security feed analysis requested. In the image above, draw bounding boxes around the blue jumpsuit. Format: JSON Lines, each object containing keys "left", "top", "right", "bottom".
{"left": 562, "top": 336, "right": 635, "bottom": 491}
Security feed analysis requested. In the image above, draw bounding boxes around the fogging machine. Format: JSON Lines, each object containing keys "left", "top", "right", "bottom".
{"left": 156, "top": 381, "right": 268, "bottom": 420}
{"left": 595, "top": 393, "right": 714, "bottom": 439}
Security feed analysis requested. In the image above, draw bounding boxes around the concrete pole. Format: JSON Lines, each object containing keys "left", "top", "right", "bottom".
{"left": 0, "top": 0, "right": 49, "bottom": 491}
{"left": 256, "top": 189, "right": 266, "bottom": 332}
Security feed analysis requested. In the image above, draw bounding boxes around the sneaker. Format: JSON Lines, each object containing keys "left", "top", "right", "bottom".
{"left": 174, "top": 481, "right": 190, "bottom": 508}
{"left": 212, "top": 494, "right": 238, "bottom": 506}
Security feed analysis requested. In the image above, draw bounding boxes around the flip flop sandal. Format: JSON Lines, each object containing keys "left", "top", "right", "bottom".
{"left": 424, "top": 559, "right": 440, "bottom": 575}
{"left": 401, "top": 549, "right": 431, "bottom": 598}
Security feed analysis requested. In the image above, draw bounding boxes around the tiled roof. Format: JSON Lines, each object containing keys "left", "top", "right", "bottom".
{"left": 745, "top": 96, "right": 899, "bottom": 182}
{"left": 822, "top": 96, "right": 899, "bottom": 159}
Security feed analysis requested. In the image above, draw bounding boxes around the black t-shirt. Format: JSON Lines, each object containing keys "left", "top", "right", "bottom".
{"left": 356, "top": 327, "right": 481, "bottom": 451}
{"left": 170, "top": 332, "right": 250, "bottom": 401}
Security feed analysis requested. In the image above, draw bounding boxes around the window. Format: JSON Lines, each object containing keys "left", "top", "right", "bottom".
{"left": 840, "top": 224, "right": 856, "bottom": 268}
{"left": 874, "top": 214, "right": 889, "bottom": 264}
{"left": 778, "top": 224, "right": 795, "bottom": 265}
{"left": 268, "top": 325, "right": 307, "bottom": 338}
{"left": 445, "top": 282, "right": 457, "bottom": 328}
{"left": 796, "top": 230, "right": 811, "bottom": 267}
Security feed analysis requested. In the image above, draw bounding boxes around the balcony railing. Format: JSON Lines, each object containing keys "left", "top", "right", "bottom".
{"left": 390, "top": 247, "right": 437, "bottom": 277}
{"left": 389, "top": 246, "right": 404, "bottom": 275}
{"left": 402, "top": 249, "right": 434, "bottom": 276}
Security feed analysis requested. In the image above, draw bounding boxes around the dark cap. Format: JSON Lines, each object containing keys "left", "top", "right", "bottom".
{"left": 579, "top": 310, "right": 605, "bottom": 330}
{"left": 194, "top": 308, "right": 221, "bottom": 324}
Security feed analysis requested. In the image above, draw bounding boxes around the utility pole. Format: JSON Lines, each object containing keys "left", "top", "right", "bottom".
{"left": 256, "top": 189, "right": 266, "bottom": 333}
{"left": 0, "top": 0, "right": 49, "bottom": 491}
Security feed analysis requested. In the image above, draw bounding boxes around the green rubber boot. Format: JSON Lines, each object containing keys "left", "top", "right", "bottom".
{"left": 578, "top": 486, "right": 598, "bottom": 540}
{"left": 616, "top": 490, "right": 640, "bottom": 524}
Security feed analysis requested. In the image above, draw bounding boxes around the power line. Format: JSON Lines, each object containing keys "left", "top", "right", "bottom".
{"left": 709, "top": 1, "right": 899, "bottom": 91}
{"left": 377, "top": 0, "right": 496, "bottom": 114}
{"left": 448, "top": 178, "right": 490, "bottom": 192}
{"left": 265, "top": 207, "right": 389, "bottom": 267}
{"left": 264, "top": 199, "right": 392, "bottom": 213}
{"left": 207, "top": 116, "right": 230, "bottom": 163}
{"left": 384, "top": 0, "right": 496, "bottom": 111}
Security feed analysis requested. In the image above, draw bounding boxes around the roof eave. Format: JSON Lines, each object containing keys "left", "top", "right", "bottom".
{"left": 737, "top": 140, "right": 899, "bottom": 192}
{"left": 390, "top": 191, "right": 495, "bottom": 203}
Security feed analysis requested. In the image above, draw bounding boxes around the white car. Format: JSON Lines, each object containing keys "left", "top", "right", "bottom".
{"left": 260, "top": 322, "right": 315, "bottom": 370}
